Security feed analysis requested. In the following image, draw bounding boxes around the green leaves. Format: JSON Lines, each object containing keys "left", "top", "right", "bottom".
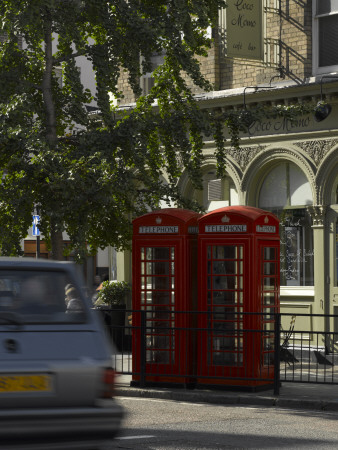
{"left": 1, "top": 0, "right": 314, "bottom": 261}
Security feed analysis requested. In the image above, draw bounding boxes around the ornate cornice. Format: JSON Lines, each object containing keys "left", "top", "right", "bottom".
{"left": 227, "top": 145, "right": 266, "bottom": 171}
{"left": 295, "top": 139, "right": 338, "bottom": 166}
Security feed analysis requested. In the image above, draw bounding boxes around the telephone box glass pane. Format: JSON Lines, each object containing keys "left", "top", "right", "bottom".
{"left": 213, "top": 276, "right": 234, "bottom": 290}
{"left": 145, "top": 262, "right": 169, "bottom": 275}
{"left": 146, "top": 247, "right": 170, "bottom": 260}
{"left": 140, "top": 246, "right": 175, "bottom": 365}
{"left": 151, "top": 292, "right": 170, "bottom": 304}
{"left": 207, "top": 245, "right": 244, "bottom": 367}
{"left": 261, "top": 246, "right": 278, "bottom": 367}
{"left": 263, "top": 293, "right": 275, "bottom": 305}
{"left": 264, "top": 262, "right": 276, "bottom": 275}
{"left": 336, "top": 222, "right": 338, "bottom": 286}
{"left": 213, "top": 291, "right": 236, "bottom": 304}
{"left": 264, "top": 248, "right": 276, "bottom": 260}
{"left": 213, "top": 246, "right": 239, "bottom": 259}
{"left": 263, "top": 277, "right": 276, "bottom": 290}
{"left": 213, "top": 261, "right": 236, "bottom": 274}
{"left": 171, "top": 248, "right": 175, "bottom": 260}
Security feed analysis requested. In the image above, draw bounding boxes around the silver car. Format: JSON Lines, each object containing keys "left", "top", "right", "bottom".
{"left": 0, "top": 258, "right": 124, "bottom": 450}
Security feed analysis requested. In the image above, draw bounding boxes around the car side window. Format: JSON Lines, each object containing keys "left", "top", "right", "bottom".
{"left": 0, "top": 270, "right": 86, "bottom": 323}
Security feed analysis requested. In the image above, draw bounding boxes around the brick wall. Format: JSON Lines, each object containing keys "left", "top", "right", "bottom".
{"left": 117, "top": 69, "right": 138, "bottom": 105}
{"left": 219, "top": 1, "right": 313, "bottom": 89}
{"left": 117, "top": 1, "right": 313, "bottom": 104}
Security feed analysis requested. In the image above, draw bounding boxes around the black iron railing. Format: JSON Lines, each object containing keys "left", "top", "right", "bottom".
{"left": 96, "top": 309, "right": 338, "bottom": 394}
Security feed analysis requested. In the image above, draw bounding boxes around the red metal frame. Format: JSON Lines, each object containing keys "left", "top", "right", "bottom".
{"left": 197, "top": 206, "right": 280, "bottom": 388}
{"left": 132, "top": 209, "right": 200, "bottom": 385}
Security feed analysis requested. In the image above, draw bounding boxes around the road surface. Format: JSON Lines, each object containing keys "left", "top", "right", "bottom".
{"left": 105, "top": 396, "right": 338, "bottom": 449}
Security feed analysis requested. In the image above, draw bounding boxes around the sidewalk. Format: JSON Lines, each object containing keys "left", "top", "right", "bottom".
{"left": 115, "top": 374, "right": 338, "bottom": 411}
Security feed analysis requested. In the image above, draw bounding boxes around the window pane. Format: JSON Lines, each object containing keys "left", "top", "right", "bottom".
{"left": 151, "top": 292, "right": 170, "bottom": 305}
{"left": 264, "top": 277, "right": 276, "bottom": 290}
{"left": 319, "top": 15, "right": 338, "bottom": 67}
{"left": 264, "top": 247, "right": 276, "bottom": 261}
{"left": 317, "top": 0, "right": 338, "bottom": 15}
{"left": 259, "top": 162, "right": 313, "bottom": 209}
{"left": 263, "top": 293, "right": 276, "bottom": 306}
{"left": 336, "top": 222, "right": 338, "bottom": 286}
{"left": 0, "top": 270, "right": 86, "bottom": 323}
{"left": 289, "top": 164, "right": 313, "bottom": 206}
{"left": 213, "top": 261, "right": 236, "bottom": 275}
{"left": 212, "top": 290, "right": 236, "bottom": 304}
{"left": 277, "top": 209, "right": 314, "bottom": 286}
{"left": 145, "top": 262, "right": 169, "bottom": 275}
{"left": 213, "top": 276, "right": 235, "bottom": 290}
{"left": 213, "top": 246, "right": 237, "bottom": 259}
{"left": 259, "top": 163, "right": 314, "bottom": 287}
{"left": 149, "top": 276, "right": 170, "bottom": 290}
{"left": 259, "top": 163, "right": 288, "bottom": 208}
{"left": 146, "top": 247, "right": 170, "bottom": 260}
{"left": 264, "top": 262, "right": 276, "bottom": 275}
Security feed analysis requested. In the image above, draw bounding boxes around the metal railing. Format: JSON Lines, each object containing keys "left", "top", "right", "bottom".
{"left": 96, "top": 309, "right": 338, "bottom": 394}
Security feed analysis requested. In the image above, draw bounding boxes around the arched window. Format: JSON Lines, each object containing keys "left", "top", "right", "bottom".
{"left": 259, "top": 163, "right": 313, "bottom": 209}
{"left": 259, "top": 162, "right": 314, "bottom": 287}
{"left": 195, "top": 169, "right": 239, "bottom": 212}
{"left": 335, "top": 182, "right": 338, "bottom": 286}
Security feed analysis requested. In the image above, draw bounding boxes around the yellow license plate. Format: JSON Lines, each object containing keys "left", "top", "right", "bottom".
{"left": 0, "top": 375, "right": 52, "bottom": 393}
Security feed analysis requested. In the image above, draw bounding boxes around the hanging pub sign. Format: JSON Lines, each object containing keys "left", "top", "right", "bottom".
{"left": 226, "top": 0, "right": 263, "bottom": 60}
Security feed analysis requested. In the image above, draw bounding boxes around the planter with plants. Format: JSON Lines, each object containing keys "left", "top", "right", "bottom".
{"left": 94, "top": 280, "right": 130, "bottom": 308}
{"left": 94, "top": 280, "right": 131, "bottom": 352}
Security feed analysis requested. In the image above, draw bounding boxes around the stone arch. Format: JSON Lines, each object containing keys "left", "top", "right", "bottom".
{"left": 316, "top": 144, "right": 338, "bottom": 205}
{"left": 178, "top": 155, "right": 243, "bottom": 207}
{"left": 241, "top": 144, "right": 317, "bottom": 206}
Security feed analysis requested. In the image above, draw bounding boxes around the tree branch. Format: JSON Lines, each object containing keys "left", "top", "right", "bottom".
{"left": 54, "top": 49, "right": 87, "bottom": 65}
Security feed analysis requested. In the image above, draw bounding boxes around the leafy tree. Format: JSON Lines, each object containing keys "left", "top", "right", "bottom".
{"left": 0, "top": 1, "right": 315, "bottom": 260}
{"left": 0, "top": 0, "right": 228, "bottom": 260}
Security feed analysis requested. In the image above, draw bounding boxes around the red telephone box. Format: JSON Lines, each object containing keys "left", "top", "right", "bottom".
{"left": 132, "top": 208, "right": 201, "bottom": 386}
{"left": 197, "top": 206, "right": 280, "bottom": 388}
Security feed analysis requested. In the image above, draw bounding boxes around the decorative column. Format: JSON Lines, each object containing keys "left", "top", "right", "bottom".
{"left": 309, "top": 205, "right": 329, "bottom": 334}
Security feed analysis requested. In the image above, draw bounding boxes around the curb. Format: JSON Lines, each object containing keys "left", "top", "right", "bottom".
{"left": 115, "top": 386, "right": 338, "bottom": 411}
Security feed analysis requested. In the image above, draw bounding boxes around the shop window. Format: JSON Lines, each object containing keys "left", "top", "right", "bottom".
{"left": 336, "top": 185, "right": 338, "bottom": 286}
{"left": 259, "top": 162, "right": 314, "bottom": 286}
{"left": 336, "top": 222, "right": 338, "bottom": 286}
{"left": 313, "top": 0, "right": 338, "bottom": 74}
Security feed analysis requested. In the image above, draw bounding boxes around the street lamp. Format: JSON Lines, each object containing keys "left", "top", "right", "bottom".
{"left": 240, "top": 86, "right": 275, "bottom": 129}
{"left": 314, "top": 75, "right": 338, "bottom": 122}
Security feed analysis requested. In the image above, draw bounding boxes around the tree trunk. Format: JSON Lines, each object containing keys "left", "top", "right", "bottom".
{"left": 42, "top": 10, "right": 63, "bottom": 261}
{"left": 50, "top": 226, "right": 64, "bottom": 260}
{"left": 42, "top": 10, "right": 58, "bottom": 149}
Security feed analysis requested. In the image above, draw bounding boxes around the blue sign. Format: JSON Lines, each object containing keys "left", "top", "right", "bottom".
{"left": 32, "top": 215, "right": 40, "bottom": 236}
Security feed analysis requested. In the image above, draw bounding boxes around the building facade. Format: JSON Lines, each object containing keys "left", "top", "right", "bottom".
{"left": 115, "top": 0, "right": 338, "bottom": 337}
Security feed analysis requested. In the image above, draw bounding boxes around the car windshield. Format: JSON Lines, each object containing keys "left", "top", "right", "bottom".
{"left": 0, "top": 270, "right": 87, "bottom": 323}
